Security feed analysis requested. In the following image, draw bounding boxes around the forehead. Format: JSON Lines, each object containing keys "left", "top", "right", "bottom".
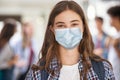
{"left": 54, "top": 10, "right": 82, "bottom": 23}
{"left": 110, "top": 16, "right": 118, "bottom": 20}
{"left": 23, "top": 23, "right": 33, "bottom": 28}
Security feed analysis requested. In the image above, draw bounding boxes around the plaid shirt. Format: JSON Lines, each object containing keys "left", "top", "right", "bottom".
{"left": 25, "top": 58, "right": 115, "bottom": 80}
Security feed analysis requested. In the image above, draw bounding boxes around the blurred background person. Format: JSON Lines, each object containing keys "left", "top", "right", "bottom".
{"left": 0, "top": 18, "right": 18, "bottom": 80}
{"left": 107, "top": 5, "right": 120, "bottom": 80}
{"left": 93, "top": 16, "right": 110, "bottom": 59}
{"left": 13, "top": 22, "right": 39, "bottom": 80}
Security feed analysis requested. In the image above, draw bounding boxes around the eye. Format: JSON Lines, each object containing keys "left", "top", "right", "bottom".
{"left": 71, "top": 23, "right": 79, "bottom": 27}
{"left": 56, "top": 25, "right": 65, "bottom": 28}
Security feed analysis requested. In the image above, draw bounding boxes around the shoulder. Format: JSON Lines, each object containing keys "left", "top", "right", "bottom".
{"left": 0, "top": 43, "right": 13, "bottom": 54}
{"left": 15, "top": 40, "right": 22, "bottom": 46}
{"left": 102, "top": 61, "right": 115, "bottom": 79}
{"left": 103, "top": 61, "right": 112, "bottom": 69}
{"left": 25, "top": 61, "right": 44, "bottom": 80}
{"left": 25, "top": 60, "right": 48, "bottom": 80}
{"left": 11, "top": 40, "right": 22, "bottom": 51}
{"left": 25, "top": 68, "right": 41, "bottom": 80}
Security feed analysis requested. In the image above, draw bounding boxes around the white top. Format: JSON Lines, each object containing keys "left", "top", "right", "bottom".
{"left": 108, "top": 31, "right": 120, "bottom": 80}
{"left": 13, "top": 39, "right": 39, "bottom": 73}
{"left": 59, "top": 63, "right": 80, "bottom": 80}
{"left": 0, "top": 43, "right": 14, "bottom": 69}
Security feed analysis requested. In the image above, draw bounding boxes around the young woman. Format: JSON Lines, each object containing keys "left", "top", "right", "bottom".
{"left": 25, "top": 1, "right": 115, "bottom": 80}
{"left": 14, "top": 22, "right": 39, "bottom": 80}
{"left": 0, "top": 18, "right": 18, "bottom": 80}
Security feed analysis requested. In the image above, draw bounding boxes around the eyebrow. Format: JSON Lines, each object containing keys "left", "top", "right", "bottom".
{"left": 55, "top": 20, "right": 80, "bottom": 25}
{"left": 55, "top": 22, "right": 64, "bottom": 25}
{"left": 71, "top": 20, "right": 80, "bottom": 22}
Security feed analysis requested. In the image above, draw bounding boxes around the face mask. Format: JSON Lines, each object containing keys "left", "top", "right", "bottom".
{"left": 55, "top": 27, "right": 83, "bottom": 49}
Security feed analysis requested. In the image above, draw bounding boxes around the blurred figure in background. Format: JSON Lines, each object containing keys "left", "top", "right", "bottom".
{"left": 0, "top": 19, "right": 18, "bottom": 80}
{"left": 107, "top": 5, "right": 120, "bottom": 80}
{"left": 93, "top": 17, "right": 109, "bottom": 59}
{"left": 13, "top": 22, "right": 39, "bottom": 80}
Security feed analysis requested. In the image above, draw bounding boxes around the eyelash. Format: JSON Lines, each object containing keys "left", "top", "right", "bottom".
{"left": 57, "top": 25, "right": 65, "bottom": 28}
{"left": 72, "top": 23, "right": 79, "bottom": 26}
{"left": 56, "top": 23, "right": 79, "bottom": 28}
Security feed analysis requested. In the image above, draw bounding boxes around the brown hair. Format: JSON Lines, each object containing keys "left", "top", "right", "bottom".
{"left": 32, "top": 1, "right": 108, "bottom": 80}
{"left": 107, "top": 5, "right": 120, "bottom": 18}
{"left": 0, "top": 18, "right": 17, "bottom": 49}
{"left": 95, "top": 16, "right": 104, "bottom": 23}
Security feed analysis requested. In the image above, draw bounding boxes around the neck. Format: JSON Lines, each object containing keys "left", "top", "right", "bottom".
{"left": 59, "top": 46, "right": 80, "bottom": 65}
{"left": 98, "top": 30, "right": 103, "bottom": 34}
{"left": 117, "top": 25, "right": 120, "bottom": 32}
{"left": 22, "top": 37, "right": 31, "bottom": 48}
{"left": 23, "top": 36, "right": 32, "bottom": 42}
{"left": 116, "top": 21, "right": 120, "bottom": 32}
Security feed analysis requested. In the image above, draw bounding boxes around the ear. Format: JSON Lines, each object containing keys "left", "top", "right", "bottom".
{"left": 50, "top": 25, "right": 54, "bottom": 33}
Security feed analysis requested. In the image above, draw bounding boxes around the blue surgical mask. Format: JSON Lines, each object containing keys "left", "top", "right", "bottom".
{"left": 55, "top": 27, "right": 83, "bottom": 49}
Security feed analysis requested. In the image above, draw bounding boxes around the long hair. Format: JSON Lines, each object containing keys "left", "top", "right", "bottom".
{"left": 0, "top": 18, "right": 17, "bottom": 49}
{"left": 32, "top": 1, "right": 109, "bottom": 80}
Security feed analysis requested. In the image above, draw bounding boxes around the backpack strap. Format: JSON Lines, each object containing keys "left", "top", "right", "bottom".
{"left": 40, "top": 61, "right": 49, "bottom": 80}
{"left": 41, "top": 70, "right": 49, "bottom": 80}
{"left": 91, "top": 60, "right": 105, "bottom": 80}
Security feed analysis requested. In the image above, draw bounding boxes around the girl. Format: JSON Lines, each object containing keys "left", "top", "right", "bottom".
{"left": 25, "top": 1, "right": 115, "bottom": 80}
{"left": 0, "top": 19, "right": 18, "bottom": 80}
